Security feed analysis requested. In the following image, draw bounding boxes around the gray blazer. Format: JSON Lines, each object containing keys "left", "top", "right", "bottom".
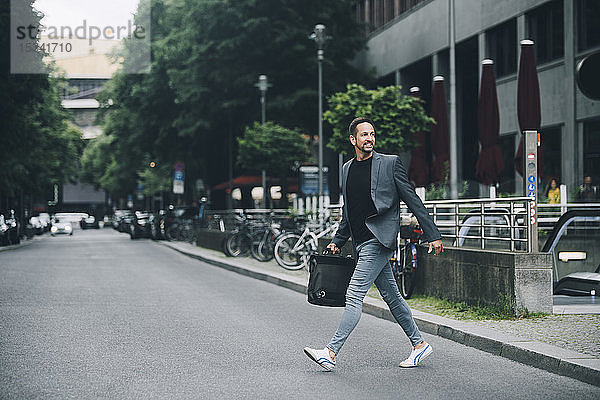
{"left": 332, "top": 151, "right": 442, "bottom": 250}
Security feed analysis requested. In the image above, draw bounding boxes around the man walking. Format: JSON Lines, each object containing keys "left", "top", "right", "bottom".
{"left": 304, "top": 117, "right": 444, "bottom": 371}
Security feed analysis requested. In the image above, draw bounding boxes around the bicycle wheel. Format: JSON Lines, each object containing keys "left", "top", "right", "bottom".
{"left": 165, "top": 224, "right": 178, "bottom": 241}
{"left": 250, "top": 231, "right": 268, "bottom": 261}
{"left": 225, "top": 231, "right": 251, "bottom": 257}
{"left": 398, "top": 244, "right": 417, "bottom": 299}
{"left": 256, "top": 231, "right": 276, "bottom": 262}
{"left": 274, "top": 233, "right": 309, "bottom": 270}
{"left": 182, "top": 225, "right": 195, "bottom": 243}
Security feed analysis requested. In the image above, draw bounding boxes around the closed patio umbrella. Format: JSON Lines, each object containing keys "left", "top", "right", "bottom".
{"left": 475, "top": 60, "right": 504, "bottom": 185}
{"left": 430, "top": 76, "right": 450, "bottom": 184}
{"left": 407, "top": 87, "right": 430, "bottom": 187}
{"left": 514, "top": 40, "right": 544, "bottom": 177}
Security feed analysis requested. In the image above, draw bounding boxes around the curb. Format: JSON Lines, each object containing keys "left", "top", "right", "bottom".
{"left": 161, "top": 241, "right": 600, "bottom": 387}
{"left": 0, "top": 237, "right": 36, "bottom": 252}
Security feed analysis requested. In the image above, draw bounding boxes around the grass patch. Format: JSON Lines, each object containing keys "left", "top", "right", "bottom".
{"left": 366, "top": 287, "right": 548, "bottom": 320}
{"left": 405, "top": 295, "right": 516, "bottom": 320}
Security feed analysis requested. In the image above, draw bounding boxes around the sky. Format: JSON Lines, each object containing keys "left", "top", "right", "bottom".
{"left": 34, "top": 0, "right": 141, "bottom": 31}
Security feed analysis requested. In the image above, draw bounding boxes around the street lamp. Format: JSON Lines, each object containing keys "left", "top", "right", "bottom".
{"left": 310, "top": 24, "right": 329, "bottom": 218}
{"left": 255, "top": 74, "right": 271, "bottom": 209}
{"left": 255, "top": 74, "right": 269, "bottom": 124}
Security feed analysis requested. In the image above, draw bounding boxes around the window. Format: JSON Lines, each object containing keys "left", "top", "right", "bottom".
{"left": 577, "top": 0, "right": 600, "bottom": 51}
{"left": 486, "top": 19, "right": 517, "bottom": 78}
{"left": 498, "top": 134, "right": 516, "bottom": 194}
{"left": 540, "top": 126, "right": 562, "bottom": 191}
{"left": 583, "top": 119, "right": 600, "bottom": 185}
{"left": 384, "top": 0, "right": 395, "bottom": 25}
{"left": 369, "top": 0, "right": 376, "bottom": 28}
{"left": 527, "top": 0, "right": 564, "bottom": 64}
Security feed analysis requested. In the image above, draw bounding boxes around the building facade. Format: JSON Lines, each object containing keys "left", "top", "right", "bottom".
{"left": 353, "top": 0, "right": 600, "bottom": 198}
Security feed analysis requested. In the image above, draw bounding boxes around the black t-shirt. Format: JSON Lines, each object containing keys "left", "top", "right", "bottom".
{"left": 346, "top": 157, "right": 377, "bottom": 244}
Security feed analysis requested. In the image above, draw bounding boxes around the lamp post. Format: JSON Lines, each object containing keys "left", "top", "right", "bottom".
{"left": 310, "top": 24, "right": 329, "bottom": 218}
{"left": 255, "top": 74, "right": 270, "bottom": 209}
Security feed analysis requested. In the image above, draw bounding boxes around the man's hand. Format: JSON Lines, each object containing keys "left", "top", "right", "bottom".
{"left": 428, "top": 239, "right": 443, "bottom": 256}
{"left": 326, "top": 243, "right": 341, "bottom": 254}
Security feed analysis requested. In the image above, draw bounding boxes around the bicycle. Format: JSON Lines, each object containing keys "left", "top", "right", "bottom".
{"left": 223, "top": 213, "right": 267, "bottom": 258}
{"left": 252, "top": 217, "right": 283, "bottom": 262}
{"left": 253, "top": 214, "right": 306, "bottom": 262}
{"left": 391, "top": 223, "right": 423, "bottom": 299}
{"left": 166, "top": 218, "right": 196, "bottom": 243}
{"left": 273, "top": 219, "right": 339, "bottom": 270}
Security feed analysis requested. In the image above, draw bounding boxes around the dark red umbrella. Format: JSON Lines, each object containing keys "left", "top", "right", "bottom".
{"left": 430, "top": 76, "right": 450, "bottom": 184}
{"left": 407, "top": 86, "right": 430, "bottom": 187}
{"left": 514, "top": 40, "right": 544, "bottom": 176}
{"left": 475, "top": 60, "right": 504, "bottom": 185}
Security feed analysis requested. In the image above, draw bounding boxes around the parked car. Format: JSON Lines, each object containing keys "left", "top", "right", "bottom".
{"left": 80, "top": 215, "right": 100, "bottom": 229}
{"left": 112, "top": 210, "right": 133, "bottom": 233}
{"left": 38, "top": 213, "right": 51, "bottom": 232}
{"left": 129, "top": 211, "right": 151, "bottom": 239}
{"left": 28, "top": 216, "right": 44, "bottom": 236}
{"left": 53, "top": 212, "right": 88, "bottom": 229}
{"left": 50, "top": 217, "right": 72, "bottom": 236}
{"left": 119, "top": 212, "right": 134, "bottom": 233}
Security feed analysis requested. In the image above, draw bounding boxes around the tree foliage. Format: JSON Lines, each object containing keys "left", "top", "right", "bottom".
{"left": 0, "top": 1, "right": 83, "bottom": 199}
{"left": 324, "top": 84, "right": 434, "bottom": 156}
{"left": 84, "top": 0, "right": 369, "bottom": 198}
{"left": 237, "top": 122, "right": 310, "bottom": 176}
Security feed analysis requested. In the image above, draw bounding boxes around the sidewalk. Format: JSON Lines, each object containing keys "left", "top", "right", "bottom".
{"left": 158, "top": 240, "right": 600, "bottom": 387}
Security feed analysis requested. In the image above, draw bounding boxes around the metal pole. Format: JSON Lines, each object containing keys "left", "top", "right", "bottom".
{"left": 524, "top": 129, "right": 539, "bottom": 252}
{"left": 311, "top": 24, "right": 328, "bottom": 220}
{"left": 318, "top": 52, "right": 323, "bottom": 218}
{"left": 449, "top": 0, "right": 458, "bottom": 199}
{"left": 261, "top": 92, "right": 266, "bottom": 125}
{"left": 256, "top": 75, "right": 269, "bottom": 210}
{"left": 261, "top": 91, "right": 266, "bottom": 209}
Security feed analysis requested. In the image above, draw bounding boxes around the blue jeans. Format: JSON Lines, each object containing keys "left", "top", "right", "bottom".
{"left": 327, "top": 238, "right": 423, "bottom": 355}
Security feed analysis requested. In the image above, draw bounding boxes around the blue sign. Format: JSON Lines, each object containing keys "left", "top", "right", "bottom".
{"left": 528, "top": 191, "right": 536, "bottom": 197}
{"left": 174, "top": 171, "right": 184, "bottom": 181}
{"left": 528, "top": 175, "right": 535, "bottom": 183}
{"left": 299, "top": 166, "right": 329, "bottom": 195}
{"left": 527, "top": 183, "right": 535, "bottom": 191}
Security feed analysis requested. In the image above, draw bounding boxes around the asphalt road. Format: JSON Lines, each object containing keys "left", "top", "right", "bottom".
{"left": 1, "top": 229, "right": 599, "bottom": 399}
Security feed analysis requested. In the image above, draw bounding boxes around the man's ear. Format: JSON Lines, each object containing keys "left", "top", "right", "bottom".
{"left": 349, "top": 135, "right": 355, "bottom": 145}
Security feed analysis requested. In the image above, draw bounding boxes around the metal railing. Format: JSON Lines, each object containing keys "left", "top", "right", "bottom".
{"left": 537, "top": 202, "right": 600, "bottom": 231}
{"left": 205, "top": 199, "right": 600, "bottom": 253}
{"left": 413, "top": 197, "right": 533, "bottom": 252}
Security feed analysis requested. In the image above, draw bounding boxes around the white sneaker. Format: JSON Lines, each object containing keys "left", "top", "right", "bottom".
{"left": 399, "top": 343, "right": 432, "bottom": 368}
{"left": 304, "top": 347, "right": 336, "bottom": 371}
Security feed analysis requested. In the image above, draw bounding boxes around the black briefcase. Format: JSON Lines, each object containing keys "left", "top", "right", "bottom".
{"left": 307, "top": 253, "right": 356, "bottom": 307}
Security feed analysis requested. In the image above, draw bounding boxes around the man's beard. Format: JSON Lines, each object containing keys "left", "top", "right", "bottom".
{"left": 360, "top": 143, "right": 373, "bottom": 153}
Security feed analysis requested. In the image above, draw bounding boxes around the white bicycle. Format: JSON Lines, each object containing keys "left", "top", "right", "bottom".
{"left": 273, "top": 220, "right": 339, "bottom": 270}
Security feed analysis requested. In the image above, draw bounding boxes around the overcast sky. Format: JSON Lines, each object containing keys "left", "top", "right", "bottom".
{"left": 34, "top": 0, "right": 141, "bottom": 29}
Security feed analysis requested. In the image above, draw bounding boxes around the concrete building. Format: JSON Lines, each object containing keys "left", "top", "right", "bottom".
{"left": 352, "top": 0, "right": 600, "bottom": 198}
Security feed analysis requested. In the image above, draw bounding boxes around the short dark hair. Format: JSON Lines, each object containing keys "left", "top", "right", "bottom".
{"left": 348, "top": 117, "right": 374, "bottom": 137}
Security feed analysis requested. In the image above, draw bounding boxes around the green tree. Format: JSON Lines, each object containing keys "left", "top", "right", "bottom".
{"left": 237, "top": 122, "right": 310, "bottom": 175}
{"left": 86, "top": 0, "right": 369, "bottom": 200}
{"left": 324, "top": 84, "right": 433, "bottom": 156}
{"left": 0, "top": 1, "right": 83, "bottom": 200}
{"left": 138, "top": 162, "right": 172, "bottom": 197}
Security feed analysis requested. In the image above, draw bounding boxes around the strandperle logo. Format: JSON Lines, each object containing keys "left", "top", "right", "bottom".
{"left": 15, "top": 19, "right": 146, "bottom": 46}
{"left": 10, "top": 0, "right": 151, "bottom": 74}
